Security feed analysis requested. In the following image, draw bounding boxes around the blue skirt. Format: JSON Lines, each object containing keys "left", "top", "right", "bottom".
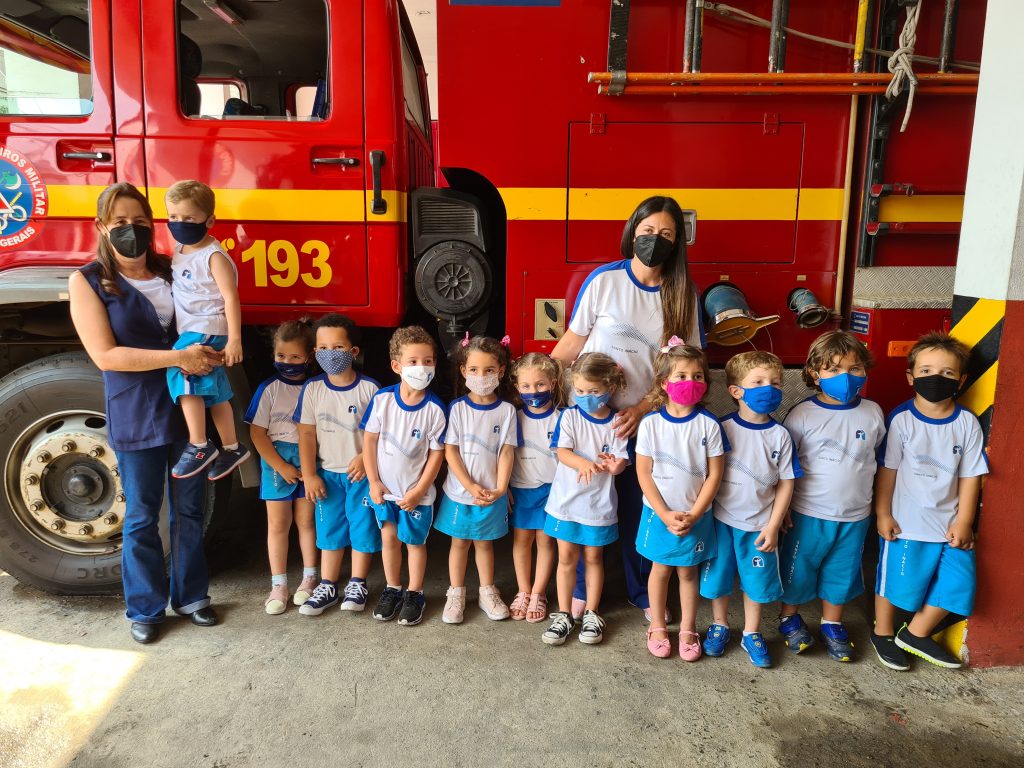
{"left": 509, "top": 484, "right": 551, "bottom": 530}
{"left": 543, "top": 515, "right": 618, "bottom": 547}
{"left": 434, "top": 494, "right": 509, "bottom": 541}
{"left": 259, "top": 440, "right": 305, "bottom": 501}
{"left": 635, "top": 505, "right": 715, "bottom": 567}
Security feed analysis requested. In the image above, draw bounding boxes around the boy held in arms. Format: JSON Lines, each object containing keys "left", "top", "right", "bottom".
{"left": 165, "top": 180, "right": 251, "bottom": 480}
{"left": 871, "top": 332, "right": 988, "bottom": 671}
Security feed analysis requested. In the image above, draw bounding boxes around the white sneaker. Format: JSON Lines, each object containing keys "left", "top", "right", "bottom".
{"left": 340, "top": 579, "right": 368, "bottom": 611}
{"left": 579, "top": 610, "right": 606, "bottom": 645}
{"left": 478, "top": 585, "right": 510, "bottom": 620}
{"left": 442, "top": 586, "right": 466, "bottom": 624}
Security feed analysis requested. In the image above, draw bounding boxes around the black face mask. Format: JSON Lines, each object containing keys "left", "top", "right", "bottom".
{"left": 633, "top": 234, "right": 675, "bottom": 268}
{"left": 107, "top": 224, "right": 152, "bottom": 259}
{"left": 913, "top": 374, "right": 961, "bottom": 403}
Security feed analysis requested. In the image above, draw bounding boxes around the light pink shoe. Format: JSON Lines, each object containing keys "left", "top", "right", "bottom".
{"left": 679, "top": 630, "right": 703, "bottom": 662}
{"left": 293, "top": 574, "right": 318, "bottom": 605}
{"left": 509, "top": 591, "right": 530, "bottom": 620}
{"left": 571, "top": 597, "right": 586, "bottom": 621}
{"left": 479, "top": 585, "right": 510, "bottom": 620}
{"left": 646, "top": 627, "right": 671, "bottom": 658}
{"left": 643, "top": 607, "right": 673, "bottom": 624}
{"left": 442, "top": 586, "right": 466, "bottom": 624}
{"left": 264, "top": 584, "right": 289, "bottom": 615}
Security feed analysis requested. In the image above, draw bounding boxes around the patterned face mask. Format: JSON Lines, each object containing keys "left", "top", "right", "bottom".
{"left": 316, "top": 348, "right": 353, "bottom": 375}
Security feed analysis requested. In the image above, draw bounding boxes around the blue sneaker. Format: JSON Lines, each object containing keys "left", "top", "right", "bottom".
{"left": 207, "top": 444, "right": 252, "bottom": 481}
{"left": 340, "top": 578, "right": 368, "bottom": 612}
{"left": 702, "top": 623, "right": 731, "bottom": 657}
{"left": 820, "top": 622, "right": 855, "bottom": 662}
{"left": 172, "top": 441, "right": 219, "bottom": 479}
{"left": 740, "top": 632, "right": 773, "bottom": 668}
{"left": 298, "top": 581, "right": 338, "bottom": 616}
{"left": 779, "top": 613, "right": 815, "bottom": 654}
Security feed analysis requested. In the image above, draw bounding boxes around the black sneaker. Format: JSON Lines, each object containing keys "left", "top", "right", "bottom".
{"left": 207, "top": 444, "right": 252, "bottom": 481}
{"left": 542, "top": 611, "right": 575, "bottom": 646}
{"left": 895, "top": 624, "right": 963, "bottom": 669}
{"left": 299, "top": 581, "right": 338, "bottom": 616}
{"left": 397, "top": 590, "right": 426, "bottom": 626}
{"left": 870, "top": 632, "right": 910, "bottom": 671}
{"left": 372, "top": 586, "right": 404, "bottom": 621}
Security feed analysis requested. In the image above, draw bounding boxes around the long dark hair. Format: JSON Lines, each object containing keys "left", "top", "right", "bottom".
{"left": 95, "top": 182, "right": 172, "bottom": 294}
{"left": 619, "top": 195, "right": 695, "bottom": 347}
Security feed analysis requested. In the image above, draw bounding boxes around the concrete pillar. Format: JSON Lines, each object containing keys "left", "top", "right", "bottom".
{"left": 950, "top": 0, "right": 1024, "bottom": 667}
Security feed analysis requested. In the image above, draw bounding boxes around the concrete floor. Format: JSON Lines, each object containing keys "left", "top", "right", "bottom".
{"left": 2, "top": 490, "right": 1023, "bottom": 768}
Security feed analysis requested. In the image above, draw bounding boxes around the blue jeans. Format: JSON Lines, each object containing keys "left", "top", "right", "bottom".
{"left": 117, "top": 442, "right": 211, "bottom": 623}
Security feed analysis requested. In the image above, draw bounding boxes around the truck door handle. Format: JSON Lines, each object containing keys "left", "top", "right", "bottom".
{"left": 312, "top": 156, "right": 359, "bottom": 166}
{"left": 62, "top": 151, "right": 112, "bottom": 162}
{"left": 370, "top": 150, "right": 386, "bottom": 215}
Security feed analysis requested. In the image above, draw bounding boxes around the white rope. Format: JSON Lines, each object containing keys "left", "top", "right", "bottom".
{"left": 886, "top": 1, "right": 923, "bottom": 133}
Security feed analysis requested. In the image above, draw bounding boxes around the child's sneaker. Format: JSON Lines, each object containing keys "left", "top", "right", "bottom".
{"left": 442, "top": 586, "right": 466, "bottom": 624}
{"left": 578, "top": 610, "right": 606, "bottom": 645}
{"left": 340, "top": 579, "right": 368, "bottom": 611}
{"left": 299, "top": 581, "right": 338, "bottom": 616}
{"left": 372, "top": 586, "right": 404, "bottom": 621}
{"left": 293, "top": 574, "right": 318, "bottom": 605}
{"left": 779, "top": 613, "right": 815, "bottom": 654}
{"left": 264, "top": 583, "right": 288, "bottom": 615}
{"left": 479, "top": 585, "right": 510, "bottom": 620}
{"left": 172, "top": 441, "right": 219, "bottom": 479}
{"left": 820, "top": 622, "right": 855, "bottom": 662}
{"left": 740, "top": 632, "right": 773, "bottom": 668}
{"left": 207, "top": 444, "right": 252, "bottom": 481}
{"left": 870, "top": 632, "right": 911, "bottom": 671}
{"left": 702, "top": 623, "right": 731, "bottom": 657}
{"left": 542, "top": 611, "right": 575, "bottom": 646}
{"left": 894, "top": 624, "right": 963, "bottom": 669}
{"left": 397, "top": 590, "right": 426, "bottom": 626}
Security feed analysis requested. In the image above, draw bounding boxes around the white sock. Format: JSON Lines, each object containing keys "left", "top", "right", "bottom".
{"left": 821, "top": 619, "right": 842, "bottom": 626}
{"left": 223, "top": 442, "right": 239, "bottom": 451}
{"left": 743, "top": 630, "right": 757, "bottom": 637}
{"left": 191, "top": 441, "right": 207, "bottom": 448}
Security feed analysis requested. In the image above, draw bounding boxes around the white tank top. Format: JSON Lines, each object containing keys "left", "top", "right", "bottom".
{"left": 124, "top": 274, "right": 174, "bottom": 331}
{"left": 170, "top": 242, "right": 238, "bottom": 335}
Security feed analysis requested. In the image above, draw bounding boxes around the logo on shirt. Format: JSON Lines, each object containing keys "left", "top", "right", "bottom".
{"left": 855, "top": 430, "right": 867, "bottom": 440}
{"left": 601, "top": 443, "right": 610, "bottom": 453}
{"left": 348, "top": 405, "right": 358, "bottom": 414}
{"left": 953, "top": 444, "right": 963, "bottom": 455}
{"left": 493, "top": 425, "right": 501, "bottom": 434}
{"left": 411, "top": 428, "right": 422, "bottom": 439}
{"left": 701, "top": 437, "right": 707, "bottom": 446}
{"left": 771, "top": 450, "right": 780, "bottom": 460}
{"left": 547, "top": 431, "right": 554, "bottom": 441}
{"left": 751, "top": 556, "right": 765, "bottom": 569}
{"left": 181, "top": 268, "right": 192, "bottom": 280}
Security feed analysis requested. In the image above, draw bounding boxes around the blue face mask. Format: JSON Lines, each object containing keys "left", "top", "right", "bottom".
{"left": 818, "top": 372, "right": 866, "bottom": 404}
{"left": 167, "top": 220, "right": 210, "bottom": 246}
{"left": 274, "top": 361, "right": 308, "bottom": 379}
{"left": 575, "top": 392, "right": 611, "bottom": 414}
{"left": 741, "top": 384, "right": 783, "bottom": 415}
{"left": 316, "top": 348, "right": 353, "bottom": 375}
{"left": 521, "top": 391, "right": 552, "bottom": 408}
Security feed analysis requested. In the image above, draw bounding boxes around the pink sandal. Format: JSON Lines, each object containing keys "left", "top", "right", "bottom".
{"left": 679, "top": 630, "right": 703, "bottom": 662}
{"left": 525, "top": 592, "right": 548, "bottom": 623}
{"left": 509, "top": 591, "right": 530, "bottom": 620}
{"left": 646, "top": 627, "right": 672, "bottom": 658}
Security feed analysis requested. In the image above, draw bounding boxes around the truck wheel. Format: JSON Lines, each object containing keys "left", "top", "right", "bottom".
{"left": 0, "top": 353, "right": 214, "bottom": 595}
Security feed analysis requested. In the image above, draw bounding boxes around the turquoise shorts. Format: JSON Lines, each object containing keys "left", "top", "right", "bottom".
{"left": 875, "top": 537, "right": 976, "bottom": 616}
{"left": 167, "top": 332, "right": 233, "bottom": 406}
{"left": 374, "top": 500, "right": 434, "bottom": 547}
{"left": 635, "top": 505, "right": 715, "bottom": 567}
{"left": 315, "top": 470, "right": 379, "bottom": 553}
{"left": 435, "top": 494, "right": 509, "bottom": 541}
{"left": 779, "top": 512, "right": 870, "bottom": 606}
{"left": 259, "top": 440, "right": 304, "bottom": 501}
{"left": 509, "top": 484, "right": 551, "bottom": 531}
{"left": 543, "top": 515, "right": 618, "bottom": 547}
{"left": 700, "top": 518, "right": 783, "bottom": 604}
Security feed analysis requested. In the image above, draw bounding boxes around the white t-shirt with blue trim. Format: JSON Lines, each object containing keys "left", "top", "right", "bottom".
{"left": 442, "top": 397, "right": 520, "bottom": 504}
{"left": 244, "top": 375, "right": 305, "bottom": 444}
{"left": 544, "top": 406, "right": 631, "bottom": 527}
{"left": 568, "top": 259, "right": 704, "bottom": 409}
{"left": 360, "top": 385, "right": 448, "bottom": 505}
{"left": 511, "top": 406, "right": 561, "bottom": 489}
{"left": 295, "top": 373, "right": 379, "bottom": 473}
{"left": 715, "top": 413, "right": 802, "bottom": 532}
{"left": 783, "top": 396, "right": 886, "bottom": 522}
{"left": 635, "top": 407, "right": 727, "bottom": 512}
{"left": 880, "top": 400, "right": 989, "bottom": 543}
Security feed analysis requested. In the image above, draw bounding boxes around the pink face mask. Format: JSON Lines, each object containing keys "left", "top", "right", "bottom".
{"left": 665, "top": 379, "right": 707, "bottom": 406}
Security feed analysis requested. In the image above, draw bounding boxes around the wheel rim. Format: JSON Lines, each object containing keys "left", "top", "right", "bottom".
{"left": 4, "top": 409, "right": 124, "bottom": 555}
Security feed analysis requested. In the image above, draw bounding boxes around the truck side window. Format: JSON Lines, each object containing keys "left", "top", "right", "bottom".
{"left": 400, "top": 32, "right": 428, "bottom": 134}
{"left": 177, "top": 0, "right": 328, "bottom": 121}
{"left": 0, "top": 10, "right": 92, "bottom": 117}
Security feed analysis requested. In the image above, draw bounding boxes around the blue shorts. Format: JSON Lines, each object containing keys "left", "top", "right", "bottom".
{"left": 543, "top": 515, "right": 618, "bottom": 547}
{"left": 167, "top": 332, "right": 233, "bottom": 406}
{"left": 435, "top": 494, "right": 509, "bottom": 541}
{"left": 509, "top": 484, "right": 551, "bottom": 531}
{"left": 779, "top": 511, "right": 870, "bottom": 606}
{"left": 316, "top": 470, "right": 379, "bottom": 553}
{"left": 700, "top": 518, "right": 783, "bottom": 603}
{"left": 259, "top": 440, "right": 305, "bottom": 501}
{"left": 875, "top": 537, "right": 976, "bottom": 616}
{"left": 375, "top": 500, "right": 434, "bottom": 547}
{"left": 636, "top": 505, "right": 715, "bottom": 567}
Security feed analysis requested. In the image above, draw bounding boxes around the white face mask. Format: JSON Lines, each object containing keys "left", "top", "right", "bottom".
{"left": 465, "top": 373, "right": 500, "bottom": 396}
{"left": 401, "top": 365, "right": 435, "bottom": 391}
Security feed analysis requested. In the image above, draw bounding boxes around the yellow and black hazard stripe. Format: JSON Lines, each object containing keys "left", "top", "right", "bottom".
{"left": 950, "top": 294, "right": 1004, "bottom": 436}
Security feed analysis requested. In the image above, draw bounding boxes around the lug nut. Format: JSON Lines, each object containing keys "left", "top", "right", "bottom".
{"left": 37, "top": 451, "right": 51, "bottom": 463}
{"left": 24, "top": 474, "right": 39, "bottom": 486}
{"left": 103, "top": 514, "right": 118, "bottom": 526}
{"left": 29, "top": 500, "right": 45, "bottom": 513}
{"left": 77, "top": 524, "right": 92, "bottom": 536}
{"left": 115, "top": 493, "right": 126, "bottom": 503}
{"left": 61, "top": 440, "right": 76, "bottom": 453}
{"left": 111, "top": 467, "right": 119, "bottom": 478}
{"left": 88, "top": 446, "right": 104, "bottom": 458}
{"left": 50, "top": 519, "right": 65, "bottom": 531}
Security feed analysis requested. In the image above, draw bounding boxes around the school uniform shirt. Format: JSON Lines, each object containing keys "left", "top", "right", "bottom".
{"left": 294, "top": 373, "right": 379, "bottom": 473}
{"left": 244, "top": 375, "right": 305, "bottom": 443}
{"left": 568, "top": 259, "right": 704, "bottom": 409}
{"left": 783, "top": 396, "right": 885, "bottom": 523}
{"left": 545, "top": 406, "right": 631, "bottom": 527}
{"left": 510, "top": 406, "right": 561, "bottom": 489}
{"left": 879, "top": 400, "right": 989, "bottom": 543}
{"left": 360, "top": 385, "right": 448, "bottom": 505}
{"left": 170, "top": 241, "right": 238, "bottom": 335}
{"left": 442, "top": 397, "right": 520, "bottom": 503}
{"left": 635, "top": 407, "right": 727, "bottom": 512}
{"left": 714, "top": 413, "right": 802, "bottom": 532}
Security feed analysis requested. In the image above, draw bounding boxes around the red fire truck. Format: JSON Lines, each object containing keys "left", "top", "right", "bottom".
{"left": 0, "top": 0, "right": 983, "bottom": 594}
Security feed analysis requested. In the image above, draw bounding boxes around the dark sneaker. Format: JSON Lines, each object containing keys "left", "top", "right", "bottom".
{"left": 340, "top": 579, "right": 368, "bottom": 611}
{"left": 172, "top": 442, "right": 219, "bottom": 479}
{"left": 397, "top": 590, "right": 426, "bottom": 626}
{"left": 299, "top": 581, "right": 338, "bottom": 616}
{"left": 372, "top": 586, "right": 404, "bottom": 621}
{"left": 820, "top": 622, "right": 855, "bottom": 662}
{"left": 578, "top": 610, "right": 606, "bottom": 645}
{"left": 542, "top": 612, "right": 575, "bottom": 646}
{"left": 207, "top": 444, "right": 252, "bottom": 481}
{"left": 702, "top": 623, "right": 731, "bottom": 657}
{"left": 895, "top": 624, "right": 963, "bottom": 669}
{"left": 740, "top": 632, "right": 773, "bottom": 668}
{"left": 870, "top": 632, "right": 911, "bottom": 671}
{"left": 779, "top": 613, "right": 815, "bottom": 654}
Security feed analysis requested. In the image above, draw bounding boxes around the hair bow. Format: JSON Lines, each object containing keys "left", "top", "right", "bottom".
{"left": 461, "top": 331, "right": 471, "bottom": 348}
{"left": 500, "top": 335, "right": 511, "bottom": 347}
{"left": 660, "top": 335, "right": 685, "bottom": 353}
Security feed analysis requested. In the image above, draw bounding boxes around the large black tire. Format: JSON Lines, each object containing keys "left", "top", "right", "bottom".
{"left": 0, "top": 352, "right": 215, "bottom": 595}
